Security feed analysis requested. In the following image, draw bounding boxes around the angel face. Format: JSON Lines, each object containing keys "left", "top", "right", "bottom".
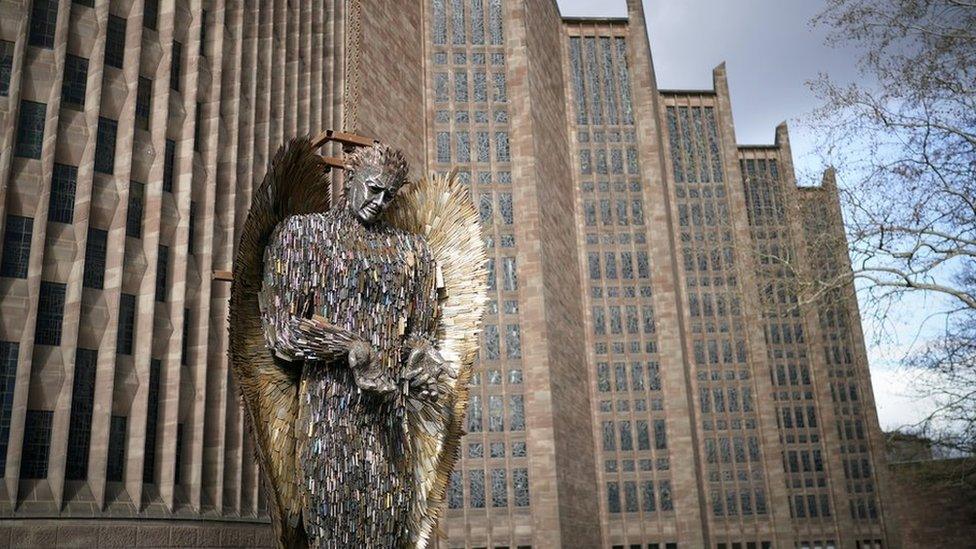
{"left": 347, "top": 163, "right": 403, "bottom": 225}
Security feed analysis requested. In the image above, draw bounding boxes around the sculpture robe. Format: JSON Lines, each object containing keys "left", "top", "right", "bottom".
{"left": 259, "top": 206, "right": 438, "bottom": 548}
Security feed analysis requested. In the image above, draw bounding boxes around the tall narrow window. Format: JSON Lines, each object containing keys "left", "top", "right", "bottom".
{"left": 513, "top": 468, "right": 529, "bottom": 506}
{"left": 65, "top": 348, "right": 97, "bottom": 479}
{"left": 502, "top": 257, "right": 517, "bottom": 291}
{"left": 28, "top": 0, "right": 58, "bottom": 49}
{"left": 0, "top": 40, "right": 13, "bottom": 96}
{"left": 432, "top": 0, "right": 446, "bottom": 45}
{"left": 20, "top": 410, "right": 53, "bottom": 478}
{"left": 448, "top": 471, "right": 462, "bottom": 508}
{"left": 105, "top": 15, "right": 126, "bottom": 69}
{"left": 117, "top": 293, "right": 136, "bottom": 355}
{"left": 505, "top": 324, "right": 521, "bottom": 359}
{"left": 1, "top": 215, "right": 33, "bottom": 278}
{"left": 36, "top": 282, "right": 66, "bottom": 346}
{"left": 490, "top": 468, "right": 507, "bottom": 507}
{"left": 194, "top": 102, "right": 204, "bottom": 151}
{"left": 483, "top": 325, "right": 499, "bottom": 360}
{"left": 83, "top": 228, "right": 108, "bottom": 289}
{"left": 15, "top": 100, "right": 46, "bottom": 159}
{"left": 170, "top": 41, "right": 182, "bottom": 91}
{"left": 488, "top": 395, "right": 503, "bottom": 432}
{"left": 106, "top": 415, "right": 127, "bottom": 481}
{"left": 495, "top": 132, "right": 510, "bottom": 162}
{"left": 509, "top": 395, "right": 525, "bottom": 431}
{"left": 49, "top": 164, "right": 77, "bottom": 223}
{"left": 451, "top": 0, "right": 465, "bottom": 44}
{"left": 0, "top": 342, "right": 18, "bottom": 472}
{"left": 143, "top": 359, "right": 161, "bottom": 482}
{"left": 94, "top": 117, "right": 118, "bottom": 174}
{"left": 471, "top": 0, "right": 484, "bottom": 44}
{"left": 467, "top": 395, "right": 482, "bottom": 432}
{"left": 188, "top": 201, "right": 197, "bottom": 255}
{"left": 654, "top": 419, "right": 668, "bottom": 449}
{"left": 488, "top": 0, "right": 502, "bottom": 45}
{"left": 469, "top": 470, "right": 485, "bottom": 508}
{"left": 181, "top": 308, "right": 190, "bottom": 365}
{"left": 136, "top": 76, "right": 152, "bottom": 130}
{"left": 454, "top": 70, "right": 468, "bottom": 102}
{"left": 144, "top": 0, "right": 159, "bottom": 30}
{"left": 163, "top": 139, "right": 176, "bottom": 191}
{"left": 607, "top": 482, "right": 621, "bottom": 513}
{"left": 199, "top": 10, "right": 208, "bottom": 55}
{"left": 156, "top": 245, "right": 168, "bottom": 302}
{"left": 174, "top": 422, "right": 184, "bottom": 483}
{"left": 127, "top": 182, "right": 144, "bottom": 238}
{"left": 61, "top": 55, "right": 88, "bottom": 108}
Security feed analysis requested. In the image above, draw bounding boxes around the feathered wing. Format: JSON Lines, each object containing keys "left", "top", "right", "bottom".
{"left": 384, "top": 172, "right": 489, "bottom": 548}
{"left": 229, "top": 137, "right": 332, "bottom": 548}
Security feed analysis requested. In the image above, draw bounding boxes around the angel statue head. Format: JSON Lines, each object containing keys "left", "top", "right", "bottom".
{"left": 344, "top": 143, "right": 409, "bottom": 225}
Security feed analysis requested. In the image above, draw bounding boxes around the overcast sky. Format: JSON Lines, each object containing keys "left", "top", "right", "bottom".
{"left": 556, "top": 0, "right": 928, "bottom": 431}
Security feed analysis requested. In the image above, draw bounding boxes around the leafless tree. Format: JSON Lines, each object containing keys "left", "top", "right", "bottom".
{"left": 806, "top": 0, "right": 976, "bottom": 467}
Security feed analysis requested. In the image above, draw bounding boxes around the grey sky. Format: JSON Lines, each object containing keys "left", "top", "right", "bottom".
{"left": 556, "top": 0, "right": 925, "bottom": 431}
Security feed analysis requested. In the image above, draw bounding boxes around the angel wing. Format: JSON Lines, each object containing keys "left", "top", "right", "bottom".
{"left": 230, "top": 136, "right": 487, "bottom": 549}
{"left": 384, "top": 172, "right": 488, "bottom": 547}
{"left": 229, "top": 137, "right": 331, "bottom": 547}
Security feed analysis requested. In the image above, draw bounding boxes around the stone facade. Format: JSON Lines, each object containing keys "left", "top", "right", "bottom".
{"left": 0, "top": 0, "right": 902, "bottom": 548}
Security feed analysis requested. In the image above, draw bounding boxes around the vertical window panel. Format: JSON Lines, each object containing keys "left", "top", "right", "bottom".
{"left": 94, "top": 117, "right": 118, "bottom": 174}
{"left": 156, "top": 246, "right": 168, "bottom": 302}
{"left": 163, "top": 139, "right": 176, "bottom": 191}
{"left": 106, "top": 415, "right": 127, "bottom": 481}
{"left": 83, "top": 228, "right": 108, "bottom": 289}
{"left": 61, "top": 54, "right": 88, "bottom": 107}
{"left": 28, "top": 0, "right": 58, "bottom": 49}
{"left": 49, "top": 164, "right": 78, "bottom": 223}
{"left": 505, "top": 324, "right": 521, "bottom": 358}
{"left": 469, "top": 469, "right": 485, "bottom": 508}
{"left": 20, "top": 410, "right": 53, "bottom": 478}
{"left": 36, "top": 282, "right": 66, "bottom": 346}
{"left": 15, "top": 100, "right": 46, "bottom": 159}
{"left": 1, "top": 215, "right": 33, "bottom": 278}
{"left": 105, "top": 15, "right": 126, "bottom": 69}
{"left": 143, "top": 359, "right": 161, "bottom": 482}
{"left": 0, "top": 40, "right": 13, "bottom": 96}
{"left": 65, "top": 348, "right": 97, "bottom": 479}
{"left": 117, "top": 293, "right": 136, "bottom": 355}
{"left": 490, "top": 468, "right": 507, "bottom": 507}
{"left": 170, "top": 41, "right": 183, "bottom": 91}
{"left": 488, "top": 0, "right": 502, "bottom": 45}
{"left": 432, "top": 0, "right": 446, "bottom": 45}
{"left": 0, "top": 342, "right": 19, "bottom": 472}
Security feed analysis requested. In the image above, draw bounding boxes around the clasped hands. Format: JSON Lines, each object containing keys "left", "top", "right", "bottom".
{"left": 293, "top": 315, "right": 454, "bottom": 401}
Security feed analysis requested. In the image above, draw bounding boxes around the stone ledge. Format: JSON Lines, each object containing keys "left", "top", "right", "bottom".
{"left": 0, "top": 519, "right": 273, "bottom": 548}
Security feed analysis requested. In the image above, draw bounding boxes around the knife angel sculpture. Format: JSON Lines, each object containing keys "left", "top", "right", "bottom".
{"left": 229, "top": 134, "right": 487, "bottom": 548}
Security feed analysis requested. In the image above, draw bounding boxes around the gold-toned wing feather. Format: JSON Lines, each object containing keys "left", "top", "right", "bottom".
{"left": 229, "top": 137, "right": 331, "bottom": 548}
{"left": 385, "top": 172, "right": 489, "bottom": 548}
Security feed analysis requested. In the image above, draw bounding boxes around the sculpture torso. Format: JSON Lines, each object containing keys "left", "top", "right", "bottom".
{"left": 262, "top": 207, "right": 438, "bottom": 548}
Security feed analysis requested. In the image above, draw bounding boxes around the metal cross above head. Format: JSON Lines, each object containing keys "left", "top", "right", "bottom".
{"left": 311, "top": 129, "right": 379, "bottom": 171}
{"left": 212, "top": 129, "right": 378, "bottom": 283}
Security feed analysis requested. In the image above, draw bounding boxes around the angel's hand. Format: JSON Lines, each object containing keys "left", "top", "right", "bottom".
{"left": 348, "top": 341, "right": 396, "bottom": 395}
{"left": 401, "top": 341, "right": 456, "bottom": 402}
